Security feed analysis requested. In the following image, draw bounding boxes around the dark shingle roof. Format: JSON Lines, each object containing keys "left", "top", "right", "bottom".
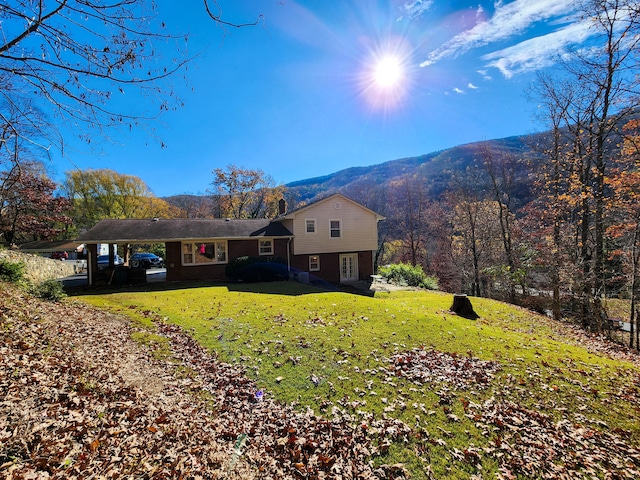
{"left": 76, "top": 218, "right": 293, "bottom": 243}
{"left": 18, "top": 240, "right": 81, "bottom": 252}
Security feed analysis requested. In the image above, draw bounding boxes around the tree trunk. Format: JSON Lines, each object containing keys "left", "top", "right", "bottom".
{"left": 450, "top": 294, "right": 479, "bottom": 320}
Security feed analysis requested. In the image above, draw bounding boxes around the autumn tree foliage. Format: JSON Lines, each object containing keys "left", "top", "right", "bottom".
{"left": 339, "top": 178, "right": 388, "bottom": 217}
{"left": 63, "top": 169, "right": 184, "bottom": 231}
{"left": 607, "top": 168, "right": 640, "bottom": 347}
{"left": 0, "top": 163, "right": 70, "bottom": 244}
{"left": 604, "top": 120, "right": 640, "bottom": 346}
{"left": 162, "top": 195, "right": 217, "bottom": 219}
{"left": 524, "top": 0, "right": 640, "bottom": 331}
{"left": 210, "top": 165, "right": 286, "bottom": 219}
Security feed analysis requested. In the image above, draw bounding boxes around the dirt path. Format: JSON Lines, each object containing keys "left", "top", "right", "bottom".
{"left": 1, "top": 285, "right": 260, "bottom": 479}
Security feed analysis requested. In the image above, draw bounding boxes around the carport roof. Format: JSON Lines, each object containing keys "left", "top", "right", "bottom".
{"left": 76, "top": 218, "right": 293, "bottom": 243}
{"left": 18, "top": 240, "right": 82, "bottom": 252}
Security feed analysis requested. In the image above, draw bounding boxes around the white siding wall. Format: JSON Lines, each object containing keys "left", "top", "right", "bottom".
{"left": 290, "top": 198, "right": 378, "bottom": 255}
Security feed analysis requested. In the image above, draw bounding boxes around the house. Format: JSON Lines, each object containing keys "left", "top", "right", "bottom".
{"left": 275, "top": 193, "right": 384, "bottom": 283}
{"left": 75, "top": 193, "right": 384, "bottom": 286}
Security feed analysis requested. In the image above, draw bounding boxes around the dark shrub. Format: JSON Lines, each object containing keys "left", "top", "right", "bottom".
{"left": 0, "top": 258, "right": 26, "bottom": 283}
{"left": 226, "top": 256, "right": 289, "bottom": 282}
{"left": 32, "top": 279, "right": 67, "bottom": 302}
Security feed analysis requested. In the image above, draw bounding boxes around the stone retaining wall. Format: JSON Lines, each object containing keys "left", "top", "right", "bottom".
{"left": 0, "top": 250, "right": 80, "bottom": 284}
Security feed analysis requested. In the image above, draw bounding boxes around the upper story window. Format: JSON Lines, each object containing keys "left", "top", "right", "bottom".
{"left": 182, "top": 241, "right": 227, "bottom": 265}
{"left": 259, "top": 239, "right": 274, "bottom": 255}
{"left": 305, "top": 219, "right": 316, "bottom": 234}
{"left": 330, "top": 219, "right": 341, "bottom": 238}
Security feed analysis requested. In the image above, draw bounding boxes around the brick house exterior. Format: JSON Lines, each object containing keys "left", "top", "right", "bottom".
{"left": 76, "top": 194, "right": 383, "bottom": 286}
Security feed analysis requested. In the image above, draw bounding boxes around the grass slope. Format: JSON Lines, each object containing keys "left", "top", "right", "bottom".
{"left": 75, "top": 282, "right": 640, "bottom": 479}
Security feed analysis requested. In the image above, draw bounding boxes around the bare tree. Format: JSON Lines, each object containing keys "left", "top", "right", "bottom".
{"left": 386, "top": 175, "right": 430, "bottom": 267}
{"left": 0, "top": 1, "right": 260, "bottom": 163}
{"left": 479, "top": 144, "right": 520, "bottom": 302}
{"left": 530, "top": 0, "right": 640, "bottom": 330}
{"left": 446, "top": 166, "right": 493, "bottom": 297}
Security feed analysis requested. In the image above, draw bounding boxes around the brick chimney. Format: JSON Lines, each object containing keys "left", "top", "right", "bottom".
{"left": 278, "top": 198, "right": 286, "bottom": 215}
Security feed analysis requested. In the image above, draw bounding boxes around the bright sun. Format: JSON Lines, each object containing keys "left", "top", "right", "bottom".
{"left": 356, "top": 36, "right": 413, "bottom": 112}
{"left": 358, "top": 46, "right": 412, "bottom": 112}
{"left": 373, "top": 55, "right": 405, "bottom": 89}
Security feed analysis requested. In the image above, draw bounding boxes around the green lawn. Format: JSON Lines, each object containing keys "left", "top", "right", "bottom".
{"left": 73, "top": 282, "right": 640, "bottom": 478}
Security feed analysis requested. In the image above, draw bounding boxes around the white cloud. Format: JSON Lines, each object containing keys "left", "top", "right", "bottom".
{"left": 399, "top": 0, "right": 434, "bottom": 20}
{"left": 453, "top": 87, "right": 464, "bottom": 94}
{"left": 482, "top": 20, "right": 593, "bottom": 78}
{"left": 420, "top": 0, "right": 576, "bottom": 67}
{"left": 477, "top": 69, "right": 492, "bottom": 81}
{"left": 467, "top": 82, "right": 479, "bottom": 89}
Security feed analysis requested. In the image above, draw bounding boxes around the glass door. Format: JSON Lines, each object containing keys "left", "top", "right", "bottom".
{"left": 340, "top": 254, "right": 358, "bottom": 282}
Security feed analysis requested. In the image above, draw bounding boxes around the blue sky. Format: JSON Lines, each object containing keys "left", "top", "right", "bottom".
{"left": 54, "top": 0, "right": 589, "bottom": 197}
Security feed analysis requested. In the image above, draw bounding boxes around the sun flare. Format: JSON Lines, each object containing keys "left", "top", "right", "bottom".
{"left": 373, "top": 55, "right": 405, "bottom": 89}
{"left": 357, "top": 40, "right": 413, "bottom": 112}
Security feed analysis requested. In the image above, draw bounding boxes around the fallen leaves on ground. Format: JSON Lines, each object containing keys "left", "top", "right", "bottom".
{"left": 385, "top": 348, "right": 500, "bottom": 390}
{"left": 0, "top": 285, "right": 410, "bottom": 479}
{"left": 0, "top": 287, "right": 252, "bottom": 479}
{"left": 469, "top": 398, "right": 640, "bottom": 479}
{"left": 3, "top": 282, "right": 640, "bottom": 479}
{"left": 157, "top": 322, "right": 413, "bottom": 478}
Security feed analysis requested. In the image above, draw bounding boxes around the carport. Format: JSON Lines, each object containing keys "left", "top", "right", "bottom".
{"left": 75, "top": 217, "right": 293, "bottom": 286}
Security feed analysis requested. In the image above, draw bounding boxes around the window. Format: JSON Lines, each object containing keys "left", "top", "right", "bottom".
{"left": 182, "top": 243, "right": 194, "bottom": 264}
{"left": 305, "top": 219, "right": 316, "bottom": 234}
{"left": 259, "top": 239, "right": 273, "bottom": 255}
{"left": 330, "top": 219, "right": 341, "bottom": 238}
{"left": 309, "top": 255, "right": 320, "bottom": 271}
{"left": 216, "top": 242, "right": 227, "bottom": 263}
{"left": 182, "top": 241, "right": 227, "bottom": 265}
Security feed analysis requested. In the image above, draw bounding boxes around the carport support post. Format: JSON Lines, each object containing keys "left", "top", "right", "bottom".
{"left": 108, "top": 243, "right": 117, "bottom": 269}
{"left": 87, "top": 243, "right": 98, "bottom": 286}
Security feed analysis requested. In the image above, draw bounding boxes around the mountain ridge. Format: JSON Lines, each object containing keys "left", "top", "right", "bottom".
{"left": 284, "top": 132, "right": 541, "bottom": 204}
{"left": 163, "top": 132, "right": 543, "bottom": 210}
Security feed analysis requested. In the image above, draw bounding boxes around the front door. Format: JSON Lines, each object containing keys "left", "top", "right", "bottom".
{"left": 340, "top": 254, "right": 358, "bottom": 282}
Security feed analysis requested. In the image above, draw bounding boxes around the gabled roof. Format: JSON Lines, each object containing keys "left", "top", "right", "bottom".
{"left": 276, "top": 193, "right": 385, "bottom": 221}
{"left": 76, "top": 218, "right": 293, "bottom": 244}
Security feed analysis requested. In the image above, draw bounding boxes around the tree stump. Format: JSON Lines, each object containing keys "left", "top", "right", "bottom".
{"left": 450, "top": 294, "right": 479, "bottom": 320}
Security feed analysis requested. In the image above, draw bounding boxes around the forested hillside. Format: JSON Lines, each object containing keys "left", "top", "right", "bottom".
{"left": 285, "top": 134, "right": 541, "bottom": 205}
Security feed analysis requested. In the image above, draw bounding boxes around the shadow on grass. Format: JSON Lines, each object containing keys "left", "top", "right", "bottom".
{"left": 65, "top": 279, "right": 374, "bottom": 297}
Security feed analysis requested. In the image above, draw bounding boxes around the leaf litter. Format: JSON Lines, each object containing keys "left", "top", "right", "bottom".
{"left": 3, "top": 283, "right": 640, "bottom": 479}
{"left": 0, "top": 285, "right": 410, "bottom": 479}
{"left": 385, "top": 348, "right": 500, "bottom": 390}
